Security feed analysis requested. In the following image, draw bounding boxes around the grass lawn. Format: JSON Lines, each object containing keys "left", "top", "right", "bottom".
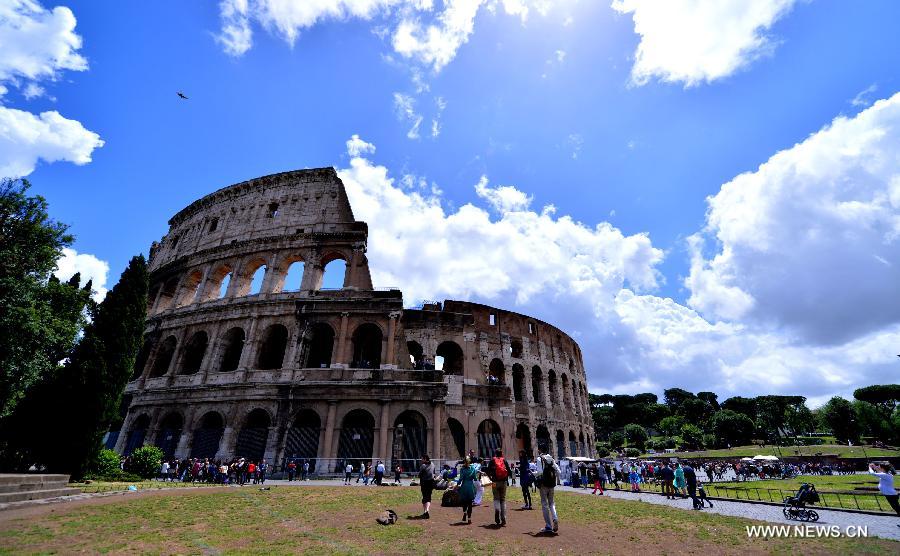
{"left": 0, "top": 485, "right": 897, "bottom": 554}
{"left": 642, "top": 444, "right": 900, "bottom": 459}
{"left": 69, "top": 480, "right": 230, "bottom": 494}
{"left": 700, "top": 474, "right": 900, "bottom": 512}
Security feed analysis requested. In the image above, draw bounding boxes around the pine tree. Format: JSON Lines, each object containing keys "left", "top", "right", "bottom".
{"left": 50, "top": 255, "right": 149, "bottom": 477}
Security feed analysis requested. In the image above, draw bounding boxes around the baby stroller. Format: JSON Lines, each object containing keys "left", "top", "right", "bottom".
{"left": 782, "top": 483, "right": 820, "bottom": 522}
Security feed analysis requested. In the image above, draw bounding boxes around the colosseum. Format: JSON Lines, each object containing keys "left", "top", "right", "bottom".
{"left": 115, "top": 168, "right": 595, "bottom": 473}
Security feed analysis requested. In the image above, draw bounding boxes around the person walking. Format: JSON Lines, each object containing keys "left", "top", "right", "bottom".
{"left": 394, "top": 463, "right": 402, "bottom": 485}
{"left": 537, "top": 453, "right": 561, "bottom": 534}
{"left": 302, "top": 460, "right": 310, "bottom": 481}
{"left": 673, "top": 463, "right": 686, "bottom": 498}
{"left": 472, "top": 458, "right": 485, "bottom": 506}
{"left": 486, "top": 448, "right": 511, "bottom": 526}
{"left": 683, "top": 464, "right": 700, "bottom": 509}
{"left": 518, "top": 450, "right": 533, "bottom": 509}
{"left": 591, "top": 463, "right": 605, "bottom": 495}
{"left": 456, "top": 457, "right": 478, "bottom": 524}
{"left": 287, "top": 460, "right": 296, "bottom": 481}
{"left": 869, "top": 463, "right": 900, "bottom": 525}
{"left": 697, "top": 480, "right": 713, "bottom": 508}
{"left": 257, "top": 459, "right": 267, "bottom": 484}
{"left": 660, "top": 463, "right": 675, "bottom": 499}
{"left": 417, "top": 454, "right": 436, "bottom": 519}
{"left": 344, "top": 462, "right": 353, "bottom": 485}
{"left": 375, "top": 460, "right": 385, "bottom": 485}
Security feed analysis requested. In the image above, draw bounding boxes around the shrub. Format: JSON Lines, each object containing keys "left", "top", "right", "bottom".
{"left": 625, "top": 448, "right": 641, "bottom": 458}
{"left": 609, "top": 431, "right": 625, "bottom": 449}
{"left": 702, "top": 434, "right": 717, "bottom": 449}
{"left": 624, "top": 424, "right": 649, "bottom": 451}
{"left": 91, "top": 449, "right": 121, "bottom": 477}
{"left": 649, "top": 437, "right": 676, "bottom": 450}
{"left": 126, "top": 446, "right": 163, "bottom": 479}
{"left": 596, "top": 446, "right": 610, "bottom": 458}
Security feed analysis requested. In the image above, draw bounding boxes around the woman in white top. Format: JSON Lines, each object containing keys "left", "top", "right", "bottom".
{"left": 869, "top": 463, "right": 899, "bottom": 525}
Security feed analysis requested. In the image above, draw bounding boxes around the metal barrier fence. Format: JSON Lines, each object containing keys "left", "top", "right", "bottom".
{"left": 629, "top": 479, "right": 889, "bottom": 513}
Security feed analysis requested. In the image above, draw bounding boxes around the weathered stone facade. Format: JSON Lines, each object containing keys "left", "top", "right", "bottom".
{"left": 116, "top": 168, "right": 594, "bottom": 471}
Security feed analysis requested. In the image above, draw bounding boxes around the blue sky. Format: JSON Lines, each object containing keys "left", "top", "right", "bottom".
{"left": 3, "top": 0, "right": 900, "bottom": 404}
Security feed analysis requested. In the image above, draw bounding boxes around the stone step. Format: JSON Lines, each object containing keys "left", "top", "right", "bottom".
{"left": 0, "top": 487, "right": 82, "bottom": 504}
{"left": 0, "top": 479, "right": 70, "bottom": 494}
{"left": 0, "top": 474, "right": 70, "bottom": 485}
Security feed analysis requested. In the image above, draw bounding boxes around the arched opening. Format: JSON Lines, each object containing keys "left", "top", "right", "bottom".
{"left": 531, "top": 366, "right": 543, "bottom": 404}
{"left": 407, "top": 341, "right": 424, "bottom": 369}
{"left": 248, "top": 264, "right": 267, "bottom": 295}
{"left": 218, "top": 327, "right": 245, "bottom": 372}
{"left": 477, "top": 419, "right": 502, "bottom": 459}
{"left": 536, "top": 425, "right": 551, "bottom": 456}
{"left": 394, "top": 410, "right": 427, "bottom": 471}
{"left": 510, "top": 339, "right": 523, "bottom": 359}
{"left": 177, "top": 270, "right": 203, "bottom": 307}
{"left": 147, "top": 284, "right": 160, "bottom": 313}
{"left": 235, "top": 409, "right": 271, "bottom": 460}
{"left": 191, "top": 412, "right": 224, "bottom": 458}
{"left": 569, "top": 358, "right": 575, "bottom": 372}
{"left": 321, "top": 258, "right": 347, "bottom": 290}
{"left": 284, "top": 409, "right": 321, "bottom": 468}
{"left": 257, "top": 324, "right": 288, "bottom": 370}
{"left": 436, "top": 341, "right": 463, "bottom": 375}
{"left": 561, "top": 374, "right": 569, "bottom": 408}
{"left": 281, "top": 261, "right": 305, "bottom": 292}
{"left": 131, "top": 336, "right": 154, "bottom": 381}
{"left": 569, "top": 431, "right": 577, "bottom": 458}
{"left": 155, "top": 277, "right": 179, "bottom": 312}
{"left": 512, "top": 364, "right": 525, "bottom": 402}
{"left": 337, "top": 409, "right": 375, "bottom": 467}
{"left": 179, "top": 331, "right": 208, "bottom": 375}
{"left": 516, "top": 423, "right": 532, "bottom": 456}
{"left": 488, "top": 358, "right": 505, "bottom": 385}
{"left": 150, "top": 335, "right": 177, "bottom": 378}
{"left": 305, "top": 323, "right": 335, "bottom": 368}
{"left": 351, "top": 323, "right": 382, "bottom": 369}
{"left": 447, "top": 418, "right": 466, "bottom": 459}
{"left": 548, "top": 370, "right": 558, "bottom": 404}
{"left": 579, "top": 432, "right": 586, "bottom": 456}
{"left": 556, "top": 430, "right": 566, "bottom": 460}
{"left": 154, "top": 413, "right": 183, "bottom": 458}
{"left": 124, "top": 414, "right": 150, "bottom": 456}
{"left": 201, "top": 265, "right": 232, "bottom": 302}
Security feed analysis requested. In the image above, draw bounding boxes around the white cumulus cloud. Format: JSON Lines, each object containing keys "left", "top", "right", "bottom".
{"left": 612, "top": 0, "right": 797, "bottom": 87}
{"left": 0, "top": 106, "right": 104, "bottom": 177}
{"left": 54, "top": 247, "right": 109, "bottom": 301}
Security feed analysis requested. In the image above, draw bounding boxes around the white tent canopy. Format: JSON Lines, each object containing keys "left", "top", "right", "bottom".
{"left": 753, "top": 455, "right": 780, "bottom": 461}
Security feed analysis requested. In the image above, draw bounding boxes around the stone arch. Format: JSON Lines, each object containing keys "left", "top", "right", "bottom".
{"left": 560, "top": 373, "right": 569, "bottom": 408}
{"left": 446, "top": 417, "right": 466, "bottom": 459}
{"left": 536, "top": 424, "right": 551, "bottom": 455}
{"left": 320, "top": 254, "right": 348, "bottom": 290}
{"left": 191, "top": 411, "right": 225, "bottom": 458}
{"left": 488, "top": 358, "right": 505, "bottom": 385}
{"left": 351, "top": 323, "right": 382, "bottom": 369}
{"left": 515, "top": 422, "right": 532, "bottom": 456}
{"left": 284, "top": 409, "right": 321, "bottom": 464}
{"left": 337, "top": 408, "right": 375, "bottom": 464}
{"left": 235, "top": 257, "right": 267, "bottom": 296}
{"left": 155, "top": 277, "right": 179, "bottom": 312}
{"left": 556, "top": 429, "right": 566, "bottom": 459}
{"left": 407, "top": 341, "right": 424, "bottom": 369}
{"left": 235, "top": 408, "right": 271, "bottom": 460}
{"left": 201, "top": 264, "right": 233, "bottom": 301}
{"left": 436, "top": 341, "right": 463, "bottom": 375}
{"left": 510, "top": 338, "right": 523, "bottom": 358}
{"left": 179, "top": 331, "right": 208, "bottom": 375}
{"left": 177, "top": 270, "right": 203, "bottom": 307}
{"left": 280, "top": 260, "right": 305, "bottom": 292}
{"left": 579, "top": 431, "right": 586, "bottom": 457}
{"left": 257, "top": 324, "right": 288, "bottom": 370}
{"left": 512, "top": 364, "right": 525, "bottom": 402}
{"left": 147, "top": 283, "right": 160, "bottom": 313}
{"left": 131, "top": 335, "right": 155, "bottom": 381}
{"left": 548, "top": 369, "right": 558, "bottom": 404}
{"left": 304, "top": 322, "right": 335, "bottom": 368}
{"left": 476, "top": 419, "right": 502, "bottom": 459}
{"left": 531, "top": 366, "right": 543, "bottom": 404}
{"left": 124, "top": 414, "right": 150, "bottom": 456}
{"left": 218, "top": 327, "right": 245, "bottom": 372}
{"left": 394, "top": 410, "right": 427, "bottom": 471}
{"left": 154, "top": 412, "right": 183, "bottom": 458}
{"left": 569, "top": 430, "right": 577, "bottom": 457}
{"left": 150, "top": 335, "right": 177, "bottom": 377}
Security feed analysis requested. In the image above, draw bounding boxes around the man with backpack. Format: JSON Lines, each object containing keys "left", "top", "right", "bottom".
{"left": 486, "top": 448, "right": 512, "bottom": 526}
{"left": 537, "top": 453, "right": 561, "bottom": 534}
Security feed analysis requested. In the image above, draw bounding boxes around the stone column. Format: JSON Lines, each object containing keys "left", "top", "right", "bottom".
{"left": 199, "top": 322, "right": 223, "bottom": 384}
{"left": 431, "top": 403, "right": 442, "bottom": 461}
{"left": 165, "top": 329, "right": 188, "bottom": 387}
{"left": 238, "top": 318, "right": 260, "bottom": 379}
{"left": 225, "top": 260, "right": 243, "bottom": 298}
{"left": 383, "top": 311, "right": 400, "bottom": 368}
{"left": 175, "top": 427, "right": 194, "bottom": 459}
{"left": 334, "top": 312, "right": 350, "bottom": 367}
{"left": 321, "top": 401, "right": 338, "bottom": 460}
{"left": 378, "top": 401, "right": 391, "bottom": 462}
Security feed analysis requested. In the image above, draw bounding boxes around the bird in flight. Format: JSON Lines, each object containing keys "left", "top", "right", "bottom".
{"left": 177, "top": 91, "right": 188, "bottom": 100}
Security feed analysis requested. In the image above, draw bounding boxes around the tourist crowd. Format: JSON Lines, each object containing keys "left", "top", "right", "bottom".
{"left": 155, "top": 457, "right": 269, "bottom": 485}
